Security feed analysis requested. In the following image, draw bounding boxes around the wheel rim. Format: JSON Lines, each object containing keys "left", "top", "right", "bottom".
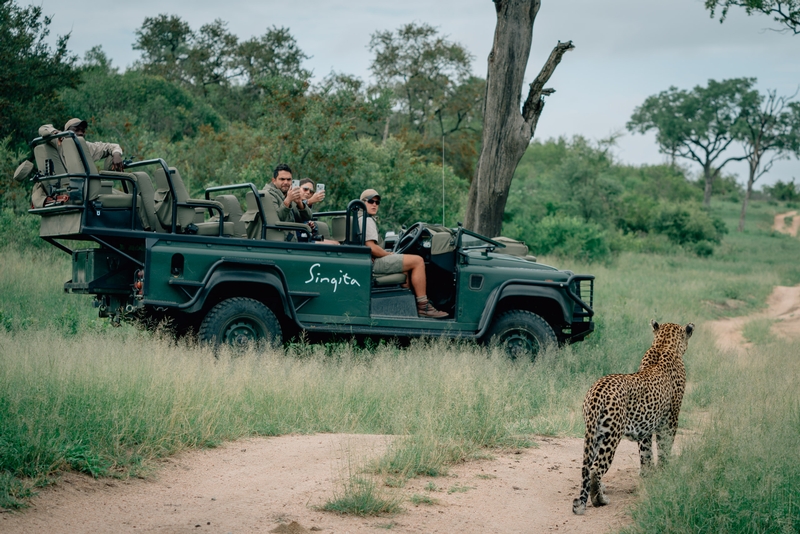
{"left": 501, "top": 329, "right": 540, "bottom": 360}
{"left": 222, "top": 317, "right": 265, "bottom": 346}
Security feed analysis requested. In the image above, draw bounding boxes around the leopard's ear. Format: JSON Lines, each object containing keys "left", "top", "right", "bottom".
{"left": 685, "top": 323, "right": 694, "bottom": 338}
{"left": 651, "top": 319, "right": 659, "bottom": 332}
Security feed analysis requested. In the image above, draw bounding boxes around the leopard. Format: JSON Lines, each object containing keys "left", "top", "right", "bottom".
{"left": 572, "top": 320, "right": 694, "bottom": 515}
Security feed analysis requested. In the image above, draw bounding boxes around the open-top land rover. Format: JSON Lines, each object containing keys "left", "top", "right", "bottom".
{"left": 27, "top": 130, "right": 595, "bottom": 358}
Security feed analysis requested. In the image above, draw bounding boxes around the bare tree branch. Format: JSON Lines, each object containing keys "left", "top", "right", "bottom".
{"left": 521, "top": 40, "right": 574, "bottom": 125}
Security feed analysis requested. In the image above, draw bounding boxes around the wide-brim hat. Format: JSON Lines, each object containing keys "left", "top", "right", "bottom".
{"left": 64, "top": 118, "right": 88, "bottom": 131}
{"left": 360, "top": 188, "right": 381, "bottom": 202}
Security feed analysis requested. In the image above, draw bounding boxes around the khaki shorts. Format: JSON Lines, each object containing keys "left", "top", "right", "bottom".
{"left": 373, "top": 253, "right": 405, "bottom": 275}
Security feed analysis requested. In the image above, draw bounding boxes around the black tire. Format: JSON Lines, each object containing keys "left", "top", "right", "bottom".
{"left": 199, "top": 297, "right": 282, "bottom": 349}
{"left": 485, "top": 310, "right": 557, "bottom": 361}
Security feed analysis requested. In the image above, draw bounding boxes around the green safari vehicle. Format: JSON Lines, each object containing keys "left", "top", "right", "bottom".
{"left": 27, "top": 131, "right": 595, "bottom": 358}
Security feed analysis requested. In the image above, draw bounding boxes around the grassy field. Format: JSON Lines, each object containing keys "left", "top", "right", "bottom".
{"left": 1, "top": 198, "right": 799, "bottom": 532}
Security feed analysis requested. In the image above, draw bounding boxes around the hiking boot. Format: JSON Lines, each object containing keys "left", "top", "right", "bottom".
{"left": 417, "top": 300, "right": 448, "bottom": 319}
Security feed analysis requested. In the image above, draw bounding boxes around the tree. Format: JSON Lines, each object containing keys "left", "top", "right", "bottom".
{"left": 133, "top": 15, "right": 308, "bottom": 94}
{"left": 235, "top": 26, "right": 309, "bottom": 83}
{"left": 627, "top": 78, "right": 756, "bottom": 207}
{"left": 706, "top": 0, "right": 800, "bottom": 34}
{"left": 369, "top": 23, "right": 484, "bottom": 181}
{"left": 463, "top": 0, "right": 573, "bottom": 237}
{"left": 133, "top": 14, "right": 193, "bottom": 84}
{"left": 0, "top": 0, "right": 78, "bottom": 144}
{"left": 734, "top": 89, "right": 800, "bottom": 230}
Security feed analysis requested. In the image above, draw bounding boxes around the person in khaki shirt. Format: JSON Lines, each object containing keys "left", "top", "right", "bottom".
{"left": 63, "top": 118, "right": 124, "bottom": 171}
{"left": 360, "top": 188, "right": 448, "bottom": 319}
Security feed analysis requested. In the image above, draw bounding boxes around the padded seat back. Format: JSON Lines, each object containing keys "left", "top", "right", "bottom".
{"left": 330, "top": 216, "right": 346, "bottom": 242}
{"left": 129, "top": 171, "right": 158, "bottom": 231}
{"left": 242, "top": 191, "right": 262, "bottom": 239}
{"left": 33, "top": 141, "right": 66, "bottom": 176}
{"left": 153, "top": 166, "right": 195, "bottom": 232}
{"left": 492, "top": 236, "right": 529, "bottom": 257}
{"left": 315, "top": 221, "right": 330, "bottom": 240}
{"left": 242, "top": 190, "right": 286, "bottom": 241}
{"left": 212, "top": 194, "right": 246, "bottom": 237}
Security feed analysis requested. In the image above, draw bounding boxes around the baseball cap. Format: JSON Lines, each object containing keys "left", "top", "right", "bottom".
{"left": 360, "top": 189, "right": 381, "bottom": 202}
{"left": 64, "top": 118, "right": 88, "bottom": 131}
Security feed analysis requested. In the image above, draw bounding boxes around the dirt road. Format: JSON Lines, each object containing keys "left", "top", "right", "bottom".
{"left": 2, "top": 433, "right": 644, "bottom": 534}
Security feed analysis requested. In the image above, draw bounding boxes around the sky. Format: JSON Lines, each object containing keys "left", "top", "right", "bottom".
{"left": 30, "top": 0, "right": 800, "bottom": 188}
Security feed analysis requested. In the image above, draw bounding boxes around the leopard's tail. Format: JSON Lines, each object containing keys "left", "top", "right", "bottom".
{"left": 573, "top": 391, "right": 603, "bottom": 514}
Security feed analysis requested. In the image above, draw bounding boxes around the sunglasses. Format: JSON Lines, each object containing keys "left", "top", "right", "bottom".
{"left": 301, "top": 187, "right": 313, "bottom": 192}
{"left": 366, "top": 199, "right": 380, "bottom": 205}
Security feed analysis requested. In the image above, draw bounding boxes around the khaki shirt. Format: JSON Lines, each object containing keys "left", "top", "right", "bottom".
{"left": 84, "top": 140, "right": 123, "bottom": 161}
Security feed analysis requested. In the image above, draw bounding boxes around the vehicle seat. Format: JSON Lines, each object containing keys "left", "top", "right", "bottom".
{"left": 373, "top": 273, "right": 406, "bottom": 286}
{"left": 210, "top": 194, "right": 246, "bottom": 237}
{"left": 33, "top": 139, "right": 66, "bottom": 175}
{"left": 330, "top": 216, "right": 346, "bottom": 242}
{"left": 314, "top": 221, "right": 331, "bottom": 240}
{"left": 492, "top": 236, "right": 536, "bottom": 261}
{"left": 129, "top": 171, "right": 159, "bottom": 231}
{"left": 152, "top": 166, "right": 232, "bottom": 235}
{"left": 31, "top": 137, "right": 67, "bottom": 208}
{"left": 242, "top": 190, "right": 312, "bottom": 241}
{"left": 62, "top": 137, "right": 133, "bottom": 208}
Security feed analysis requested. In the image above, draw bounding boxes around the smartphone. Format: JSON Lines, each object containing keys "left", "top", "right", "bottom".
{"left": 292, "top": 179, "right": 300, "bottom": 189}
{"left": 316, "top": 183, "right": 325, "bottom": 192}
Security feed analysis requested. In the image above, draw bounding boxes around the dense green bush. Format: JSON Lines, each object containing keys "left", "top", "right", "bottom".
{"left": 652, "top": 202, "right": 728, "bottom": 245}
{"left": 504, "top": 137, "right": 728, "bottom": 258}
{"left": 763, "top": 179, "right": 800, "bottom": 202}
{"left": 526, "top": 215, "right": 611, "bottom": 262}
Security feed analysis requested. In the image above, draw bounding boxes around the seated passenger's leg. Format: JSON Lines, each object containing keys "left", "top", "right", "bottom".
{"left": 402, "top": 254, "right": 448, "bottom": 319}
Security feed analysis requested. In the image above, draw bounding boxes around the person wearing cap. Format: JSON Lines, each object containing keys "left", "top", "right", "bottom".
{"left": 63, "top": 118, "right": 124, "bottom": 172}
{"left": 360, "top": 189, "right": 448, "bottom": 319}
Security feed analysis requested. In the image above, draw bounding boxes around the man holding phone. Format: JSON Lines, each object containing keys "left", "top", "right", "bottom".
{"left": 263, "top": 163, "right": 311, "bottom": 223}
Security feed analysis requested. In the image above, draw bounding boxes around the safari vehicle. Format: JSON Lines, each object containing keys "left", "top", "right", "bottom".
{"left": 27, "top": 130, "right": 595, "bottom": 358}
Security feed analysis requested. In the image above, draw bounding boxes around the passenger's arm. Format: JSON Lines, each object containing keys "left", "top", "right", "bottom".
{"left": 367, "top": 240, "right": 392, "bottom": 259}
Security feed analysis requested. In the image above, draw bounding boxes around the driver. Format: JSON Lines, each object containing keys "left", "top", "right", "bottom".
{"left": 360, "top": 189, "right": 448, "bottom": 319}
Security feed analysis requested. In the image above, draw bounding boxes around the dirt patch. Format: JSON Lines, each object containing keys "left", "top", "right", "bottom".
{"left": 773, "top": 210, "right": 800, "bottom": 237}
{"left": 1, "top": 433, "right": 652, "bottom": 534}
{"left": 708, "top": 284, "right": 800, "bottom": 352}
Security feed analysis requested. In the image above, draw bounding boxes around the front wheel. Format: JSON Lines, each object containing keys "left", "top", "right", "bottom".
{"left": 199, "top": 297, "right": 283, "bottom": 349}
{"left": 485, "top": 310, "right": 557, "bottom": 362}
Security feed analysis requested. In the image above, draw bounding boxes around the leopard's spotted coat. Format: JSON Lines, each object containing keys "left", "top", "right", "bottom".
{"left": 572, "top": 320, "right": 694, "bottom": 515}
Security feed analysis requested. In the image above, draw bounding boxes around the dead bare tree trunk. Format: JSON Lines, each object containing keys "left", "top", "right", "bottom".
{"left": 463, "top": 0, "right": 573, "bottom": 236}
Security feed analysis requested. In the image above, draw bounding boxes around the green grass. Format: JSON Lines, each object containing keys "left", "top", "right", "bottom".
{"left": 623, "top": 340, "right": 800, "bottom": 534}
{"left": 410, "top": 493, "right": 438, "bottom": 505}
{"left": 322, "top": 454, "right": 403, "bottom": 516}
{"left": 741, "top": 317, "right": 777, "bottom": 345}
{"left": 1, "top": 198, "right": 800, "bottom": 528}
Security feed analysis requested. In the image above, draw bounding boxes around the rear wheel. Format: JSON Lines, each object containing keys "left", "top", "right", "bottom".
{"left": 199, "top": 297, "right": 282, "bottom": 349}
{"left": 485, "top": 310, "right": 557, "bottom": 362}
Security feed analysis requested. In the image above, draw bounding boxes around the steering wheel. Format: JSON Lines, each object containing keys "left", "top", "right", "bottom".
{"left": 394, "top": 222, "right": 425, "bottom": 254}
